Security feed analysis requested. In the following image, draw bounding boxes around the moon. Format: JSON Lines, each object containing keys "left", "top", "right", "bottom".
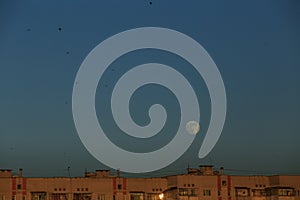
{"left": 186, "top": 121, "right": 200, "bottom": 135}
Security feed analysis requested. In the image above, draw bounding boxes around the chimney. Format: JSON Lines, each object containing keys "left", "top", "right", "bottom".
{"left": 220, "top": 167, "right": 224, "bottom": 175}
{"left": 19, "top": 168, "right": 23, "bottom": 177}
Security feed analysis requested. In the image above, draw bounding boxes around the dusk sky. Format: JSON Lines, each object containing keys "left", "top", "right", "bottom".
{"left": 0, "top": 0, "right": 300, "bottom": 177}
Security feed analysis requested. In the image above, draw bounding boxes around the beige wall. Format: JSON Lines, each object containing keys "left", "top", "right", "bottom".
{"left": 1, "top": 170, "right": 300, "bottom": 200}
{"left": 0, "top": 177, "right": 11, "bottom": 200}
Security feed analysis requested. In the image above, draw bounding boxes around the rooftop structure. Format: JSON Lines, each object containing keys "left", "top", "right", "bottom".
{"left": 0, "top": 166, "right": 299, "bottom": 200}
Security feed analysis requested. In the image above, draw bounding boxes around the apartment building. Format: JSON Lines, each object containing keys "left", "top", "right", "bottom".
{"left": 0, "top": 166, "right": 299, "bottom": 200}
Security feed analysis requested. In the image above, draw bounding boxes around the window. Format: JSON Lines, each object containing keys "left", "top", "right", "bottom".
{"left": 203, "top": 190, "right": 211, "bottom": 196}
{"left": 130, "top": 192, "right": 144, "bottom": 200}
{"left": 278, "top": 189, "right": 294, "bottom": 196}
{"left": 73, "top": 193, "right": 91, "bottom": 200}
{"left": 252, "top": 189, "right": 266, "bottom": 197}
{"left": 179, "top": 188, "right": 188, "bottom": 196}
{"left": 222, "top": 180, "right": 227, "bottom": 186}
{"left": 98, "top": 194, "right": 105, "bottom": 200}
{"left": 190, "top": 189, "right": 198, "bottom": 196}
{"left": 118, "top": 184, "right": 122, "bottom": 190}
{"left": 179, "top": 188, "right": 198, "bottom": 197}
{"left": 51, "top": 194, "right": 68, "bottom": 200}
{"left": 31, "top": 192, "right": 46, "bottom": 200}
{"left": 17, "top": 184, "right": 22, "bottom": 190}
{"left": 147, "top": 193, "right": 161, "bottom": 200}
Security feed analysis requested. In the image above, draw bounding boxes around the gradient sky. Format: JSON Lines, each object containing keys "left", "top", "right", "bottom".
{"left": 0, "top": 0, "right": 300, "bottom": 177}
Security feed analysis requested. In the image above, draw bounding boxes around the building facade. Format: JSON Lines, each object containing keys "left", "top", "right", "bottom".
{"left": 1, "top": 166, "right": 299, "bottom": 200}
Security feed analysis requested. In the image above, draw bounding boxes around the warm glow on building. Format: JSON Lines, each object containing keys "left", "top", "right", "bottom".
{"left": 1, "top": 166, "right": 300, "bottom": 200}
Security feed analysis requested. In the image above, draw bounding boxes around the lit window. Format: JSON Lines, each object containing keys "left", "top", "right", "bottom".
{"left": 203, "top": 190, "right": 211, "bottom": 196}
{"left": 99, "top": 194, "right": 105, "bottom": 200}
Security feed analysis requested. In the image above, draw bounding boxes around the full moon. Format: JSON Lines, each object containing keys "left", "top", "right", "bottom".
{"left": 186, "top": 121, "right": 200, "bottom": 135}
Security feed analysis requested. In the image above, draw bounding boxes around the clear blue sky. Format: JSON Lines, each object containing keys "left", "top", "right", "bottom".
{"left": 0, "top": 0, "right": 299, "bottom": 177}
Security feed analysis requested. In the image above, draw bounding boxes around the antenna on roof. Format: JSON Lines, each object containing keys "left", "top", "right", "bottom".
{"left": 67, "top": 166, "right": 71, "bottom": 178}
{"left": 187, "top": 162, "right": 190, "bottom": 174}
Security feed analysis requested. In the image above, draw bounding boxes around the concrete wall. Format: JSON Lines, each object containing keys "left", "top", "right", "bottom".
{"left": 1, "top": 169, "right": 299, "bottom": 200}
